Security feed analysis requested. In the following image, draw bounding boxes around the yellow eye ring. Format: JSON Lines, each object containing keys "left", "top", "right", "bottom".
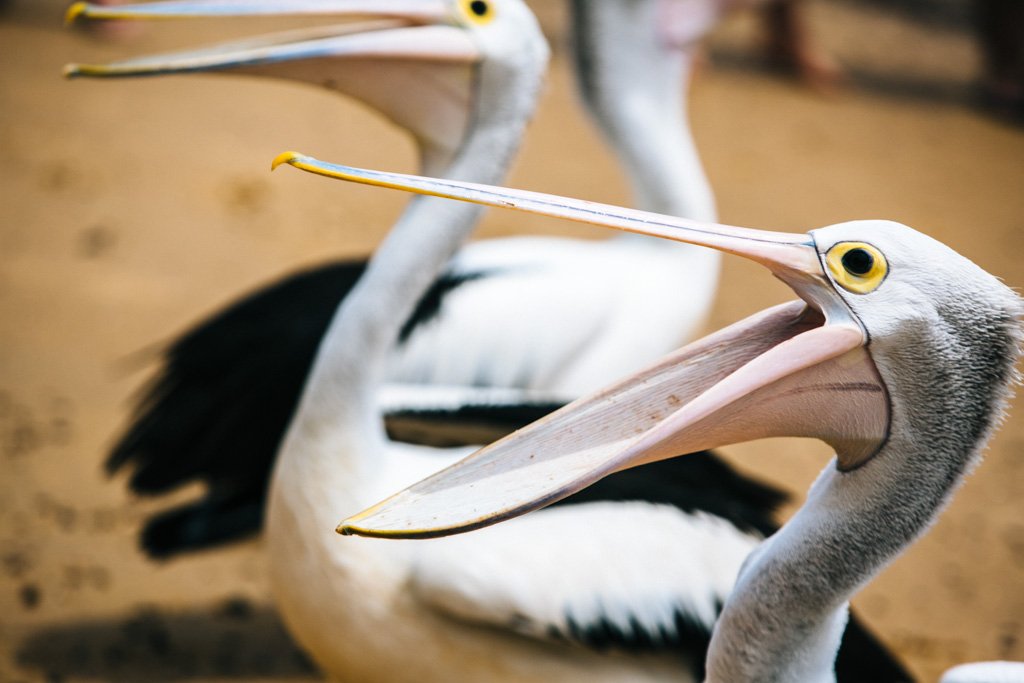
{"left": 459, "top": 0, "right": 495, "bottom": 24}
{"left": 825, "top": 242, "right": 888, "bottom": 294}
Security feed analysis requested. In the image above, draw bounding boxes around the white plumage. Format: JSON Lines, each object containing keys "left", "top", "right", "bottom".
{"left": 391, "top": 235, "right": 719, "bottom": 395}
{"left": 269, "top": 440, "right": 733, "bottom": 681}
{"left": 941, "top": 662, "right": 1024, "bottom": 683}
{"left": 412, "top": 502, "right": 757, "bottom": 640}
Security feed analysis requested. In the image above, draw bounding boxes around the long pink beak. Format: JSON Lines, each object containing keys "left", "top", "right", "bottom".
{"left": 268, "top": 153, "right": 891, "bottom": 539}
{"left": 63, "top": 0, "right": 480, "bottom": 79}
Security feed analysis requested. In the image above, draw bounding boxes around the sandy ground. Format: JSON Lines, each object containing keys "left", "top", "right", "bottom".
{"left": 1, "top": 1, "right": 1022, "bottom": 681}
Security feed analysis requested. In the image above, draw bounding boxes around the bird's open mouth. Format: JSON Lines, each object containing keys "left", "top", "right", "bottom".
{"left": 64, "top": 0, "right": 490, "bottom": 170}
{"left": 261, "top": 153, "right": 892, "bottom": 539}
{"left": 64, "top": 1, "right": 482, "bottom": 78}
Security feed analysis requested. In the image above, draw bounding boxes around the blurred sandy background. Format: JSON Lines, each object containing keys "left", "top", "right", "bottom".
{"left": 1, "top": 0, "right": 1022, "bottom": 681}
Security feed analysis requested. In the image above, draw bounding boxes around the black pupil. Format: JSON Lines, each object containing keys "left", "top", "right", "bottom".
{"left": 841, "top": 248, "right": 874, "bottom": 276}
{"left": 469, "top": 0, "right": 488, "bottom": 16}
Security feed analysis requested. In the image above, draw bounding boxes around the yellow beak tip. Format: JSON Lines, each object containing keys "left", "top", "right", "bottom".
{"left": 65, "top": 2, "right": 89, "bottom": 26}
{"left": 271, "top": 151, "right": 303, "bottom": 172}
{"left": 62, "top": 63, "right": 81, "bottom": 79}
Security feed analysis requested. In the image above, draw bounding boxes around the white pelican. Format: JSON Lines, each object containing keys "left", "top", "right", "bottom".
{"left": 66, "top": 0, "right": 725, "bottom": 557}
{"left": 290, "top": 159, "right": 1022, "bottom": 681}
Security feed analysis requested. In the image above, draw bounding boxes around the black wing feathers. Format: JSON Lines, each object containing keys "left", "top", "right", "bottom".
{"left": 108, "top": 260, "right": 364, "bottom": 486}
{"left": 553, "top": 450, "right": 787, "bottom": 538}
{"left": 108, "top": 259, "right": 502, "bottom": 557}
{"left": 141, "top": 488, "right": 266, "bottom": 559}
{"left": 836, "top": 613, "right": 915, "bottom": 682}
{"left": 108, "top": 261, "right": 363, "bottom": 555}
{"left": 383, "top": 400, "right": 565, "bottom": 448}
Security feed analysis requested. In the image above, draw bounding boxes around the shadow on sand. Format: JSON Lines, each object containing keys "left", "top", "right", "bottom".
{"left": 15, "top": 599, "right": 319, "bottom": 682}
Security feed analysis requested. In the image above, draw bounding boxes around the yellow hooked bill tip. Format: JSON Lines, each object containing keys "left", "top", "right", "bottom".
{"left": 62, "top": 62, "right": 112, "bottom": 79}
{"left": 336, "top": 499, "right": 387, "bottom": 536}
{"left": 271, "top": 151, "right": 304, "bottom": 171}
{"left": 65, "top": 2, "right": 89, "bottom": 25}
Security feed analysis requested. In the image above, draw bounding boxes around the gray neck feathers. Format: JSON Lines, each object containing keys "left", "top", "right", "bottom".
{"left": 706, "top": 293, "right": 1022, "bottom": 683}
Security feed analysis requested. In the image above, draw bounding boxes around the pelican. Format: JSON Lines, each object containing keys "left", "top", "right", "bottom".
{"left": 282, "top": 158, "right": 1022, "bottom": 681}
{"left": 66, "top": 0, "right": 725, "bottom": 557}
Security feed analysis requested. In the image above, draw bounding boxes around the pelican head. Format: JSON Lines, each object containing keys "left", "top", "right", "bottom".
{"left": 64, "top": 0, "right": 548, "bottom": 172}
{"left": 261, "top": 156, "right": 1022, "bottom": 539}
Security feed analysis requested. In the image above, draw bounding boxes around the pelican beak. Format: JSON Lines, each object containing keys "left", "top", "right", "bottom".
{"left": 64, "top": 0, "right": 481, "bottom": 158}
{"left": 270, "top": 154, "right": 891, "bottom": 539}
{"left": 63, "top": 1, "right": 476, "bottom": 74}
{"left": 66, "top": 0, "right": 451, "bottom": 23}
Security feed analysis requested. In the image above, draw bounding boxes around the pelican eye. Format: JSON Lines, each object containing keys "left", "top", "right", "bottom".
{"left": 460, "top": 0, "right": 494, "bottom": 23}
{"left": 826, "top": 242, "right": 887, "bottom": 294}
{"left": 841, "top": 248, "right": 874, "bottom": 275}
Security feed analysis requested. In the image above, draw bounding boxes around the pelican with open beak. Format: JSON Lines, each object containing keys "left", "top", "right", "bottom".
{"left": 65, "top": 0, "right": 498, "bottom": 172}
{"left": 265, "top": 154, "right": 890, "bottom": 539}
{"left": 273, "top": 155, "right": 1024, "bottom": 682}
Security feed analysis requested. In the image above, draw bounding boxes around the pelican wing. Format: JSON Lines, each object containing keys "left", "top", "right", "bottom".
{"left": 411, "top": 500, "right": 756, "bottom": 656}
{"left": 379, "top": 384, "right": 565, "bottom": 447}
{"left": 409, "top": 464, "right": 912, "bottom": 682}
{"left": 106, "top": 259, "right": 508, "bottom": 557}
